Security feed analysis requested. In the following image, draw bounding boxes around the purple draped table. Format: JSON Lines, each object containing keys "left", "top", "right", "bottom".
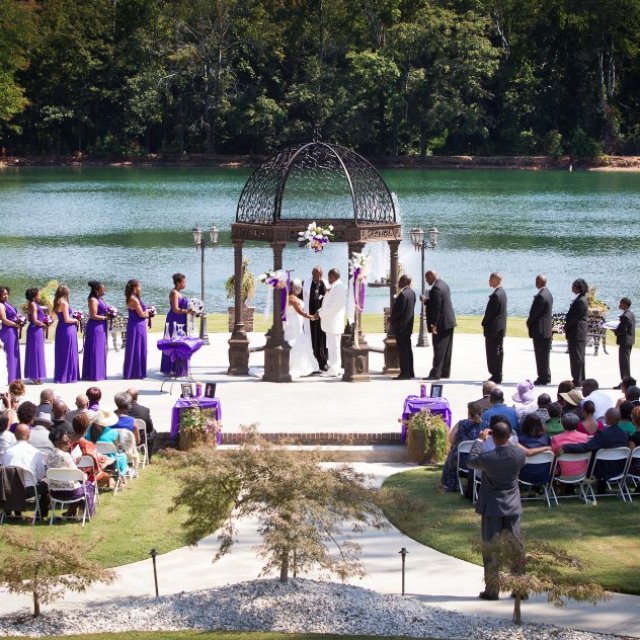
{"left": 170, "top": 397, "right": 222, "bottom": 443}
{"left": 400, "top": 395, "right": 452, "bottom": 443}
{"left": 157, "top": 338, "right": 204, "bottom": 377}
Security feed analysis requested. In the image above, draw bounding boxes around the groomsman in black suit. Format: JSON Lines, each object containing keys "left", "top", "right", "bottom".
{"left": 307, "top": 266, "right": 328, "bottom": 372}
{"left": 565, "top": 278, "right": 589, "bottom": 387}
{"left": 527, "top": 274, "right": 554, "bottom": 385}
{"left": 390, "top": 274, "right": 416, "bottom": 379}
{"left": 424, "top": 270, "right": 456, "bottom": 380}
{"left": 614, "top": 297, "right": 636, "bottom": 385}
{"left": 481, "top": 272, "right": 507, "bottom": 384}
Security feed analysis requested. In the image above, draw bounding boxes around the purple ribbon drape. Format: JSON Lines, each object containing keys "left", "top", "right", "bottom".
{"left": 352, "top": 268, "right": 366, "bottom": 311}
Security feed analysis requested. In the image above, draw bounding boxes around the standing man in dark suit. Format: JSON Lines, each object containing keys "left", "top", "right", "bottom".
{"left": 527, "top": 274, "right": 554, "bottom": 386}
{"left": 390, "top": 274, "right": 416, "bottom": 380}
{"left": 481, "top": 272, "right": 507, "bottom": 384}
{"left": 614, "top": 297, "right": 635, "bottom": 386}
{"left": 305, "top": 266, "right": 328, "bottom": 372}
{"left": 127, "top": 387, "right": 156, "bottom": 461}
{"left": 467, "top": 421, "right": 526, "bottom": 600}
{"left": 424, "top": 270, "right": 456, "bottom": 380}
{"left": 565, "top": 278, "right": 589, "bottom": 387}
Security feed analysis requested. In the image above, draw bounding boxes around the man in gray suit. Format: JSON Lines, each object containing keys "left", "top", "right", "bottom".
{"left": 467, "top": 421, "right": 526, "bottom": 600}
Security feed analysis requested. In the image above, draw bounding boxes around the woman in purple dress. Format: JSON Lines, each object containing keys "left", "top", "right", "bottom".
{"left": 0, "top": 286, "right": 22, "bottom": 383}
{"left": 24, "top": 287, "right": 49, "bottom": 384}
{"left": 53, "top": 285, "right": 80, "bottom": 383}
{"left": 123, "top": 279, "right": 149, "bottom": 379}
{"left": 161, "top": 272, "right": 191, "bottom": 376}
{"left": 82, "top": 281, "right": 108, "bottom": 381}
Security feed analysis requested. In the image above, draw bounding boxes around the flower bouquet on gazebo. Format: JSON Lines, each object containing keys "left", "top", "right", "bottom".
{"left": 298, "top": 222, "right": 334, "bottom": 253}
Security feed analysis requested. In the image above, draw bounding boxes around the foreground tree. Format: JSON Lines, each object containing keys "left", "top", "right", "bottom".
{"left": 165, "top": 426, "right": 390, "bottom": 582}
{"left": 477, "top": 531, "right": 608, "bottom": 625}
{"left": 0, "top": 531, "right": 115, "bottom": 617}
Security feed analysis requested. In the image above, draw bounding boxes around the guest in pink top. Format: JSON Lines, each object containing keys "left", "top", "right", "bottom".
{"left": 577, "top": 400, "right": 604, "bottom": 436}
{"left": 551, "top": 413, "right": 590, "bottom": 476}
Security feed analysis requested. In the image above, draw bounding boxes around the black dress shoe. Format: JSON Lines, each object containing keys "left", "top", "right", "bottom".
{"left": 423, "top": 375, "right": 440, "bottom": 381}
{"left": 478, "top": 590, "right": 499, "bottom": 601}
{"left": 533, "top": 379, "right": 550, "bottom": 386}
{"left": 393, "top": 375, "right": 411, "bottom": 380}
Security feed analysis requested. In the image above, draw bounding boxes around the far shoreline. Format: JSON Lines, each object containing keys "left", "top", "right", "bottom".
{"left": 2, "top": 153, "right": 640, "bottom": 171}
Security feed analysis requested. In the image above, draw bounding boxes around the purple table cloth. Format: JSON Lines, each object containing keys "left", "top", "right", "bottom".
{"left": 170, "top": 396, "right": 222, "bottom": 442}
{"left": 157, "top": 338, "right": 203, "bottom": 376}
{"left": 400, "top": 395, "right": 452, "bottom": 443}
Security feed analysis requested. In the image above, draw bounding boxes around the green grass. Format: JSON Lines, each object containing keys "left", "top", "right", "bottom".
{"left": 1, "top": 633, "right": 436, "bottom": 640}
{"left": 0, "top": 465, "right": 188, "bottom": 568}
{"left": 383, "top": 467, "right": 640, "bottom": 594}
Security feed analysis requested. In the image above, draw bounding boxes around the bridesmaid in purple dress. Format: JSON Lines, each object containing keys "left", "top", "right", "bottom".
{"left": 53, "top": 285, "right": 80, "bottom": 384}
{"left": 123, "top": 279, "right": 149, "bottom": 379}
{"left": 82, "top": 280, "right": 108, "bottom": 381}
{"left": 160, "top": 272, "right": 191, "bottom": 376}
{"left": 0, "top": 286, "right": 22, "bottom": 383}
{"left": 24, "top": 287, "right": 48, "bottom": 384}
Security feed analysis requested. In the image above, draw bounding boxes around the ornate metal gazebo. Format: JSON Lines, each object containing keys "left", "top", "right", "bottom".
{"left": 228, "top": 142, "right": 403, "bottom": 382}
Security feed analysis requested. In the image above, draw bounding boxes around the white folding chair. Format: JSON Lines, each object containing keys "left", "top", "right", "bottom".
{"left": 46, "top": 468, "right": 91, "bottom": 527}
{"left": 95, "top": 441, "right": 123, "bottom": 495}
{"left": 549, "top": 452, "right": 593, "bottom": 505}
{"left": 77, "top": 454, "right": 100, "bottom": 507}
{"left": 456, "top": 440, "right": 474, "bottom": 496}
{"left": 625, "top": 448, "right": 640, "bottom": 501}
{"left": 586, "top": 447, "right": 632, "bottom": 504}
{"left": 134, "top": 418, "right": 148, "bottom": 468}
{"left": 118, "top": 430, "right": 139, "bottom": 479}
{"left": 518, "top": 451, "right": 555, "bottom": 508}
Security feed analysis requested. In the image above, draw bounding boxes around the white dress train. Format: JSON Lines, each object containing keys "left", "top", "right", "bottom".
{"left": 284, "top": 304, "right": 317, "bottom": 379}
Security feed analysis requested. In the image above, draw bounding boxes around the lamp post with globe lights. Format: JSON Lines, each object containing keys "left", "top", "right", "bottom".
{"left": 192, "top": 224, "right": 219, "bottom": 345}
{"left": 410, "top": 226, "right": 439, "bottom": 348}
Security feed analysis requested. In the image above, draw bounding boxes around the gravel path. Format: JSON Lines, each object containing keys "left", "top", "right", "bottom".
{"left": 1, "top": 579, "right": 627, "bottom": 639}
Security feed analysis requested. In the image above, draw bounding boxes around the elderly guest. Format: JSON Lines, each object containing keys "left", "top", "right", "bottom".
{"left": 47, "top": 425, "right": 95, "bottom": 518}
{"left": 551, "top": 413, "right": 590, "bottom": 477}
{"left": 512, "top": 380, "right": 537, "bottom": 426}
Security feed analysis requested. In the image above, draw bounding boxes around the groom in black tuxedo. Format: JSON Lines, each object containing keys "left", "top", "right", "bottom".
{"left": 307, "top": 266, "right": 328, "bottom": 372}
{"left": 482, "top": 272, "right": 507, "bottom": 384}
{"left": 390, "top": 274, "right": 416, "bottom": 379}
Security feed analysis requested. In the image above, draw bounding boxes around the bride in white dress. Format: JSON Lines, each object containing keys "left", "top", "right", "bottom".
{"left": 284, "top": 280, "right": 319, "bottom": 379}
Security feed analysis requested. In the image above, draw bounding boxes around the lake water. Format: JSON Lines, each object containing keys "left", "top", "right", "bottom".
{"left": 0, "top": 166, "right": 638, "bottom": 318}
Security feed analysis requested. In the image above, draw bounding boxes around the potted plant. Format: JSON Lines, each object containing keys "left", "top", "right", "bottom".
{"left": 178, "top": 405, "right": 221, "bottom": 451}
{"left": 225, "top": 257, "right": 256, "bottom": 332}
{"left": 405, "top": 409, "right": 449, "bottom": 465}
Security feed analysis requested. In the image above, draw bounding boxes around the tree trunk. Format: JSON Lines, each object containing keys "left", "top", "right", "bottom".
{"left": 512, "top": 594, "right": 522, "bottom": 625}
{"left": 279, "top": 548, "right": 289, "bottom": 582}
{"left": 33, "top": 590, "right": 40, "bottom": 617}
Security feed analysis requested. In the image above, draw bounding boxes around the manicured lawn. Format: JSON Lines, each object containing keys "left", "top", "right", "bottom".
{"left": 382, "top": 467, "right": 640, "bottom": 594}
{"left": 0, "top": 465, "right": 188, "bottom": 568}
{"left": 2, "top": 633, "right": 435, "bottom": 640}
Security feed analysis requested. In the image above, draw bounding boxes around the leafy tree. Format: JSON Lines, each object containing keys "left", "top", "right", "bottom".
{"left": 164, "top": 426, "right": 390, "bottom": 582}
{"left": 0, "top": 531, "right": 115, "bottom": 617}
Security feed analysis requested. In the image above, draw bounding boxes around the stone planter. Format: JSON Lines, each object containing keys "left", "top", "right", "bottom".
{"left": 227, "top": 305, "right": 255, "bottom": 332}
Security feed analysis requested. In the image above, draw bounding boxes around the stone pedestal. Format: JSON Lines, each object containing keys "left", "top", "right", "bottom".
{"left": 263, "top": 341, "right": 292, "bottom": 383}
{"left": 228, "top": 332, "right": 250, "bottom": 375}
{"left": 383, "top": 335, "right": 400, "bottom": 375}
{"left": 342, "top": 338, "right": 370, "bottom": 382}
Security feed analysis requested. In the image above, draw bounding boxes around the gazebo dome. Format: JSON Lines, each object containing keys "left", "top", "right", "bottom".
{"left": 236, "top": 142, "right": 396, "bottom": 225}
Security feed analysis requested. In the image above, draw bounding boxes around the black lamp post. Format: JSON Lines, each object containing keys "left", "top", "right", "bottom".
{"left": 410, "top": 226, "right": 439, "bottom": 348}
{"left": 192, "top": 223, "right": 219, "bottom": 345}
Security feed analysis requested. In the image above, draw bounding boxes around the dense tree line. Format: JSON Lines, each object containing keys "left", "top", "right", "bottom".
{"left": 2, "top": 0, "right": 640, "bottom": 157}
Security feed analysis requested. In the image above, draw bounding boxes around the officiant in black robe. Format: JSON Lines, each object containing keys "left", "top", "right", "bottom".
{"left": 306, "top": 266, "right": 328, "bottom": 372}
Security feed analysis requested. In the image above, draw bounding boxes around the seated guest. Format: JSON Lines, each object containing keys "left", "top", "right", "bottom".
{"left": 618, "top": 401, "right": 636, "bottom": 436}
{"left": 47, "top": 425, "right": 95, "bottom": 519}
{"left": 628, "top": 407, "right": 640, "bottom": 479}
{"left": 0, "top": 414, "right": 16, "bottom": 455}
{"left": 86, "top": 386, "right": 102, "bottom": 412}
{"left": 89, "top": 409, "right": 129, "bottom": 478}
{"left": 5, "top": 394, "right": 19, "bottom": 432}
{"left": 625, "top": 385, "right": 640, "bottom": 407}
{"left": 556, "top": 380, "right": 575, "bottom": 403}
{"left": 481, "top": 388, "right": 518, "bottom": 432}
{"left": 551, "top": 413, "right": 590, "bottom": 477}
{"left": 545, "top": 402, "right": 564, "bottom": 436}
{"left": 559, "top": 388, "right": 583, "bottom": 419}
{"left": 517, "top": 413, "right": 552, "bottom": 486}
{"left": 35, "top": 388, "right": 54, "bottom": 418}
{"left": 615, "top": 376, "right": 636, "bottom": 409}
{"left": 8, "top": 379, "right": 26, "bottom": 406}
{"left": 440, "top": 401, "right": 487, "bottom": 492}
{"left": 577, "top": 400, "right": 604, "bottom": 436}
{"left": 69, "top": 413, "right": 112, "bottom": 489}
{"left": 24, "top": 403, "right": 55, "bottom": 456}
{"left": 66, "top": 394, "right": 93, "bottom": 424}
{"left": 2, "top": 423, "right": 50, "bottom": 518}
{"left": 512, "top": 380, "right": 537, "bottom": 426}
{"left": 113, "top": 392, "right": 140, "bottom": 445}
{"left": 561, "top": 408, "right": 630, "bottom": 492}
{"left": 474, "top": 380, "right": 497, "bottom": 412}
{"left": 51, "top": 399, "right": 73, "bottom": 434}
{"left": 581, "top": 379, "right": 613, "bottom": 420}
{"left": 532, "top": 393, "right": 552, "bottom": 424}
{"left": 127, "top": 387, "right": 156, "bottom": 461}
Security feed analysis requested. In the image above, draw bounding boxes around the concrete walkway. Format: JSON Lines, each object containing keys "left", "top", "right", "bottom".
{"left": 1, "top": 331, "right": 638, "bottom": 636}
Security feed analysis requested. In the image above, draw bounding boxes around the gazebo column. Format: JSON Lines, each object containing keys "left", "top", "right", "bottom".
{"left": 342, "top": 241, "right": 370, "bottom": 382}
{"left": 263, "top": 241, "right": 292, "bottom": 382}
{"left": 383, "top": 239, "right": 400, "bottom": 375}
{"left": 228, "top": 239, "right": 250, "bottom": 375}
